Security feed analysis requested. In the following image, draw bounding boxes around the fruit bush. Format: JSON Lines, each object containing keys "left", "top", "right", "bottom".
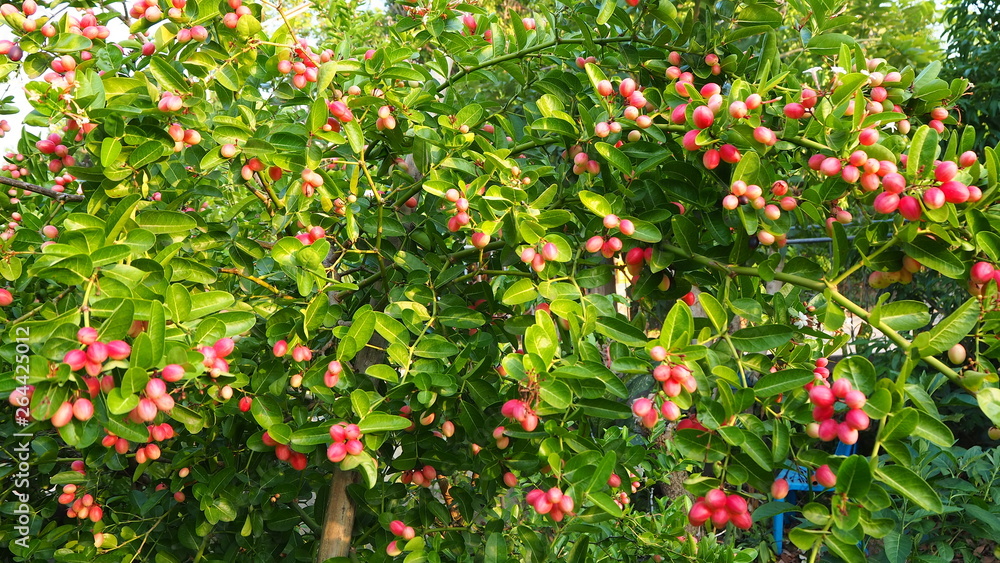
{"left": 3, "top": 0, "right": 1000, "bottom": 561}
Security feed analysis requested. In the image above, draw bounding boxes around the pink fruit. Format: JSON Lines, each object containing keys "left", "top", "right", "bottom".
{"left": 688, "top": 500, "right": 711, "bottom": 526}
{"left": 783, "top": 102, "right": 806, "bottom": 119}
{"left": 845, "top": 408, "right": 870, "bottom": 431}
{"left": 809, "top": 385, "right": 836, "bottom": 407}
{"left": 106, "top": 340, "right": 131, "bottom": 360}
{"left": 940, "top": 181, "right": 970, "bottom": 204}
{"left": 704, "top": 488, "right": 727, "bottom": 509}
{"left": 692, "top": 105, "right": 714, "bottom": 129}
{"left": 971, "top": 261, "right": 995, "bottom": 284}
{"left": 935, "top": 161, "right": 958, "bottom": 182}
{"left": 632, "top": 398, "right": 653, "bottom": 417}
{"left": 51, "top": 401, "right": 74, "bottom": 427}
{"left": 959, "top": 151, "right": 977, "bottom": 167}
{"left": 898, "top": 196, "right": 921, "bottom": 221}
{"left": 772, "top": 478, "right": 789, "bottom": 499}
{"left": 77, "top": 327, "right": 98, "bottom": 345}
{"left": 923, "top": 187, "right": 945, "bottom": 209}
{"left": 815, "top": 465, "right": 837, "bottom": 488}
{"left": 873, "top": 192, "right": 900, "bottom": 214}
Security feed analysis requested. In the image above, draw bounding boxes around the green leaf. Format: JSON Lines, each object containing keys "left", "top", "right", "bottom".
{"left": 911, "top": 411, "right": 955, "bottom": 447}
{"left": 502, "top": 278, "right": 537, "bottom": 306}
{"left": 539, "top": 379, "right": 571, "bottom": 409}
{"left": 595, "top": 316, "right": 647, "bottom": 347}
{"left": 877, "top": 300, "right": 930, "bottom": 331}
{"left": 977, "top": 387, "right": 1000, "bottom": 426}
{"left": 106, "top": 388, "right": 139, "bottom": 415}
{"left": 875, "top": 465, "right": 943, "bottom": 513}
{"left": 98, "top": 299, "right": 135, "bottom": 341}
{"left": 751, "top": 501, "right": 800, "bottom": 523}
{"left": 250, "top": 396, "right": 282, "bottom": 429}
{"left": 596, "top": 0, "right": 616, "bottom": 25}
{"left": 532, "top": 117, "right": 577, "bottom": 138}
{"left": 594, "top": 142, "right": 631, "bottom": 173}
{"left": 901, "top": 236, "right": 964, "bottom": 279}
{"left": 881, "top": 407, "right": 918, "bottom": 440}
{"left": 51, "top": 33, "right": 93, "bottom": 53}
{"left": 149, "top": 57, "right": 190, "bottom": 94}
{"left": 697, "top": 293, "right": 727, "bottom": 332}
{"left": 833, "top": 356, "right": 876, "bottom": 395}
{"left": 753, "top": 369, "right": 814, "bottom": 397}
{"left": 358, "top": 414, "right": 412, "bottom": 433}
{"left": 836, "top": 455, "right": 872, "bottom": 498}
{"left": 579, "top": 190, "right": 612, "bottom": 217}
{"left": 586, "top": 491, "right": 623, "bottom": 516}
{"left": 189, "top": 291, "right": 235, "bottom": 319}
{"left": 730, "top": 325, "right": 793, "bottom": 352}
{"left": 136, "top": 211, "right": 196, "bottom": 234}
{"left": 906, "top": 125, "right": 937, "bottom": 184}
{"left": 807, "top": 33, "right": 857, "bottom": 56}
{"left": 923, "top": 298, "right": 978, "bottom": 355}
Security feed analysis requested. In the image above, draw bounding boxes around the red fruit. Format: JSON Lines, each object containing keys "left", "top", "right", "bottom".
{"left": 541, "top": 242, "right": 558, "bottom": 261}
{"left": 173, "top": 491, "right": 186, "bottom": 502}
{"left": 725, "top": 494, "right": 748, "bottom": 515}
{"left": 389, "top": 520, "right": 407, "bottom": 536}
{"left": 503, "top": 472, "right": 517, "bottom": 487}
{"left": 619, "top": 78, "right": 636, "bottom": 98}
{"left": 772, "top": 478, "right": 789, "bottom": 499}
{"left": 632, "top": 398, "right": 653, "bottom": 417}
{"left": 815, "top": 465, "right": 837, "bottom": 488}
{"left": 898, "top": 196, "right": 921, "bottom": 221}
{"left": 923, "top": 187, "right": 945, "bottom": 209}
{"left": 692, "top": 105, "right": 714, "bottom": 129}
{"left": 971, "top": 261, "right": 995, "bottom": 284}
{"left": 64, "top": 349, "right": 87, "bottom": 371}
{"left": 596, "top": 79, "right": 613, "bottom": 97}
{"left": 619, "top": 219, "right": 635, "bottom": 236}
{"left": 831, "top": 377, "right": 853, "bottom": 398}
{"left": 940, "top": 181, "right": 970, "bottom": 204}
{"left": 238, "top": 397, "right": 252, "bottom": 412}
{"left": 77, "top": 327, "right": 98, "bottom": 344}
{"left": 72, "top": 398, "right": 94, "bottom": 421}
{"left": 838, "top": 423, "right": 859, "bottom": 445}
{"left": 682, "top": 129, "right": 701, "bottom": 151}
{"left": 161, "top": 364, "right": 184, "bottom": 382}
{"left": 86, "top": 342, "right": 108, "bottom": 363}
{"left": 753, "top": 126, "right": 776, "bottom": 146}
{"left": 873, "top": 192, "right": 900, "bottom": 214}
{"left": 731, "top": 511, "right": 753, "bottom": 529}
{"left": 818, "top": 418, "right": 839, "bottom": 441}
{"left": 327, "top": 442, "right": 347, "bottom": 463}
{"left": 858, "top": 128, "right": 879, "bottom": 146}
{"left": 688, "top": 501, "right": 711, "bottom": 526}
{"left": 710, "top": 508, "right": 730, "bottom": 528}
{"left": 935, "top": 161, "right": 958, "bottom": 182}
{"left": 51, "top": 401, "right": 74, "bottom": 427}
{"left": 882, "top": 173, "right": 906, "bottom": 194}
{"left": 844, "top": 390, "right": 867, "bottom": 409}
{"left": 809, "top": 385, "right": 836, "bottom": 407}
{"left": 845, "top": 408, "right": 870, "bottom": 431}
{"left": 783, "top": 103, "right": 805, "bottom": 119}
{"left": 704, "top": 488, "right": 727, "bottom": 509}
{"left": 106, "top": 340, "right": 131, "bottom": 360}
{"left": 959, "top": 151, "right": 977, "bottom": 167}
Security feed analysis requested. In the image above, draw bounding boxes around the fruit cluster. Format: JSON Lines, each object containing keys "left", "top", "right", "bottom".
{"left": 385, "top": 519, "right": 417, "bottom": 555}
{"left": 326, "top": 422, "right": 364, "bottom": 463}
{"left": 443, "top": 187, "right": 471, "bottom": 232}
{"left": 262, "top": 430, "right": 309, "bottom": 470}
{"left": 519, "top": 240, "right": 558, "bottom": 272}
{"left": 687, "top": 488, "right": 752, "bottom": 529}
{"left": 650, "top": 345, "right": 698, "bottom": 398}
{"left": 294, "top": 225, "right": 327, "bottom": 245}
{"left": 63, "top": 327, "right": 132, "bottom": 376}
{"left": 501, "top": 398, "right": 540, "bottom": 431}
{"left": 58, "top": 485, "right": 104, "bottom": 523}
{"left": 197, "top": 337, "right": 236, "bottom": 378}
{"left": 400, "top": 464, "right": 438, "bottom": 487}
{"left": 567, "top": 145, "right": 602, "bottom": 175}
{"left": 805, "top": 378, "right": 869, "bottom": 445}
{"left": 525, "top": 487, "right": 574, "bottom": 522}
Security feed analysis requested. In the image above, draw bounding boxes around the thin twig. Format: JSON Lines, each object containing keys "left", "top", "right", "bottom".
{"left": 0, "top": 176, "right": 85, "bottom": 202}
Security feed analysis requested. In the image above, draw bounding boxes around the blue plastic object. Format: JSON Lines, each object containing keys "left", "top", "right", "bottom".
{"left": 772, "top": 441, "right": 856, "bottom": 553}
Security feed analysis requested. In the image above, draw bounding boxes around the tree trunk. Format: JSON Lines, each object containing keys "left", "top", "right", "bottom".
{"left": 317, "top": 468, "right": 357, "bottom": 561}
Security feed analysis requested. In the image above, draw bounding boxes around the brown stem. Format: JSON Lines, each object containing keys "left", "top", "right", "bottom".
{"left": 316, "top": 468, "right": 357, "bottom": 561}
{"left": 0, "top": 176, "right": 85, "bottom": 202}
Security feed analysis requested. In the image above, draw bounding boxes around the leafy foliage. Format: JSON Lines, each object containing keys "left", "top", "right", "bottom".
{"left": 0, "top": 0, "right": 998, "bottom": 562}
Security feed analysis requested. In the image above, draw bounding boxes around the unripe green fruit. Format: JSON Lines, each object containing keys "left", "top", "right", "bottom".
{"left": 948, "top": 343, "right": 966, "bottom": 365}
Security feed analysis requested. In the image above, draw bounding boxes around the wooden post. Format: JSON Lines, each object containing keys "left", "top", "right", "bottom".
{"left": 316, "top": 468, "right": 356, "bottom": 562}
